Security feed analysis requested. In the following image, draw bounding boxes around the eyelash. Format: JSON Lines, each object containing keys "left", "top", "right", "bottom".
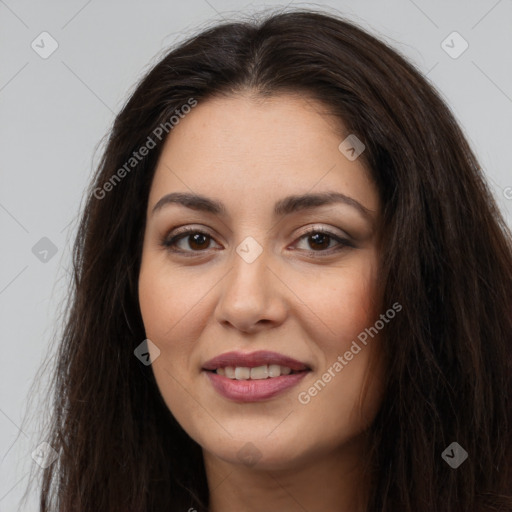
{"left": 160, "top": 226, "right": 354, "bottom": 257}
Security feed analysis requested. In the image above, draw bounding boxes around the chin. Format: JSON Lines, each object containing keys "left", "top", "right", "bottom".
{"left": 204, "top": 439, "right": 309, "bottom": 471}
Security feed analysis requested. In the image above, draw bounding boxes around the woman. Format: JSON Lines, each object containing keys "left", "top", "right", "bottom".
{"left": 36, "top": 9, "right": 512, "bottom": 511}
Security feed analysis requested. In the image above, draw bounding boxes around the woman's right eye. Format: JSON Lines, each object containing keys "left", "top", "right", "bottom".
{"left": 161, "top": 229, "right": 221, "bottom": 255}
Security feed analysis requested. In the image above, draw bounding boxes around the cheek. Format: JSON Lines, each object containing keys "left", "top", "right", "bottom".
{"left": 138, "top": 260, "right": 210, "bottom": 346}
{"left": 301, "top": 255, "right": 380, "bottom": 350}
{"left": 137, "top": 261, "right": 205, "bottom": 412}
{"left": 294, "top": 257, "right": 383, "bottom": 428}
{"left": 138, "top": 262, "right": 209, "bottom": 438}
{"left": 137, "top": 254, "right": 230, "bottom": 380}
{"left": 324, "top": 284, "right": 376, "bottom": 341}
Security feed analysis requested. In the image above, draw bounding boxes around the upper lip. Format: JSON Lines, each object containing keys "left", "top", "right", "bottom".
{"left": 202, "top": 350, "right": 311, "bottom": 371}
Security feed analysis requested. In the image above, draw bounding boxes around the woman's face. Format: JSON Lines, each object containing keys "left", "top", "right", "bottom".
{"left": 138, "top": 92, "right": 384, "bottom": 471}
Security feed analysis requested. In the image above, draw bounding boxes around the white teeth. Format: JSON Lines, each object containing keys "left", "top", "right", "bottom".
{"left": 215, "top": 364, "right": 298, "bottom": 380}
{"left": 235, "top": 367, "right": 251, "bottom": 380}
{"left": 250, "top": 365, "right": 268, "bottom": 380}
{"left": 268, "top": 364, "right": 281, "bottom": 377}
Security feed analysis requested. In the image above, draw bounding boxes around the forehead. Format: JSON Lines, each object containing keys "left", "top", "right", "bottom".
{"left": 148, "top": 93, "right": 379, "bottom": 215}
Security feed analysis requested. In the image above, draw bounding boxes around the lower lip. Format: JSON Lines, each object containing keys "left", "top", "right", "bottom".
{"left": 204, "top": 370, "right": 310, "bottom": 402}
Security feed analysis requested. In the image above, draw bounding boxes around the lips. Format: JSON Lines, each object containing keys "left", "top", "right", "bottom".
{"left": 202, "top": 350, "right": 312, "bottom": 402}
{"left": 202, "top": 350, "right": 311, "bottom": 372}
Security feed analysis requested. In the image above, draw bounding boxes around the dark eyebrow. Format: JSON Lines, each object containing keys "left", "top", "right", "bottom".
{"left": 152, "top": 192, "right": 225, "bottom": 216}
{"left": 151, "top": 191, "right": 373, "bottom": 220}
{"left": 274, "top": 191, "right": 373, "bottom": 220}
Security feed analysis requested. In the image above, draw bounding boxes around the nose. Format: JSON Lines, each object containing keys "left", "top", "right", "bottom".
{"left": 214, "top": 243, "right": 288, "bottom": 334}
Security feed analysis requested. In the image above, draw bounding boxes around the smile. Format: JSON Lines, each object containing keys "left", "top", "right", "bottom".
{"left": 201, "top": 350, "right": 312, "bottom": 402}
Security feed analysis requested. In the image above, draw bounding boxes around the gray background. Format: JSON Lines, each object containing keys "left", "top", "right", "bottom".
{"left": 1, "top": 0, "right": 511, "bottom": 509}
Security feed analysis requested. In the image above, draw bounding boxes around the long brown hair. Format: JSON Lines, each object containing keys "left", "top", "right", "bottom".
{"left": 31, "top": 8, "right": 512, "bottom": 511}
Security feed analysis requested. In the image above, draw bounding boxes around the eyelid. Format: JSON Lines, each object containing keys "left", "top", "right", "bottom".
{"left": 169, "top": 224, "right": 216, "bottom": 238}
{"left": 294, "top": 223, "right": 350, "bottom": 241}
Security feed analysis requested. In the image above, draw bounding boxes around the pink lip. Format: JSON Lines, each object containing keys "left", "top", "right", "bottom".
{"left": 204, "top": 370, "right": 309, "bottom": 402}
{"left": 202, "top": 350, "right": 310, "bottom": 372}
{"left": 202, "top": 350, "right": 311, "bottom": 402}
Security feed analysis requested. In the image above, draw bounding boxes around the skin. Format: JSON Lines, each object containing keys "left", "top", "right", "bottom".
{"left": 138, "top": 92, "right": 385, "bottom": 512}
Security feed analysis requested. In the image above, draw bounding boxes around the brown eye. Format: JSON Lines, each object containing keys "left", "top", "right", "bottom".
{"left": 307, "top": 232, "right": 332, "bottom": 251}
{"left": 162, "top": 229, "right": 220, "bottom": 254}
{"left": 186, "top": 232, "right": 211, "bottom": 250}
{"left": 294, "top": 229, "right": 354, "bottom": 254}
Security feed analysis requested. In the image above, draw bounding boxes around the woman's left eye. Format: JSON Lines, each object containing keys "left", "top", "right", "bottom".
{"left": 294, "top": 229, "right": 354, "bottom": 253}
{"left": 161, "top": 228, "right": 353, "bottom": 256}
